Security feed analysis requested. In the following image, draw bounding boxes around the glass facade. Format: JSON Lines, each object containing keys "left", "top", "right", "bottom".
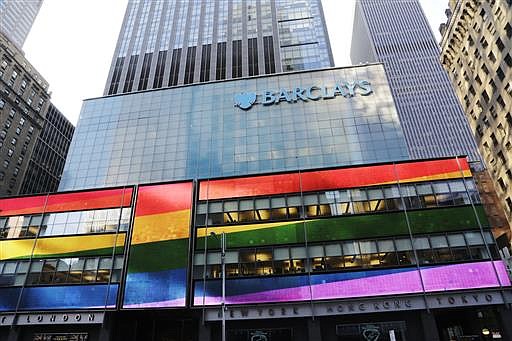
{"left": 104, "top": 0, "right": 333, "bottom": 94}
{"left": 61, "top": 65, "right": 409, "bottom": 191}
{"left": 1, "top": 157, "right": 511, "bottom": 314}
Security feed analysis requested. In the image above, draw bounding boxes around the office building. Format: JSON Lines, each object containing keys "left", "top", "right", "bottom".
{"left": 0, "top": 0, "right": 43, "bottom": 49}
{"left": 21, "top": 0, "right": 509, "bottom": 339}
{"left": 0, "top": 32, "right": 50, "bottom": 196}
{"left": 20, "top": 103, "right": 75, "bottom": 194}
{"left": 350, "top": 0, "right": 481, "bottom": 163}
{"left": 104, "top": 0, "right": 333, "bottom": 95}
{"left": 1, "top": 157, "right": 512, "bottom": 341}
{"left": 439, "top": 0, "right": 512, "bottom": 226}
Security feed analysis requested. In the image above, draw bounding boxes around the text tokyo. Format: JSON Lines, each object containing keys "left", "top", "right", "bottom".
{"left": 234, "top": 80, "right": 373, "bottom": 110}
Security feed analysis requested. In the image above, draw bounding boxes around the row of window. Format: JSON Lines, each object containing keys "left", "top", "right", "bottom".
{"left": 193, "top": 231, "right": 496, "bottom": 279}
{"left": 0, "top": 207, "right": 132, "bottom": 239}
{"left": 196, "top": 179, "right": 480, "bottom": 226}
{"left": 0, "top": 255, "right": 123, "bottom": 287}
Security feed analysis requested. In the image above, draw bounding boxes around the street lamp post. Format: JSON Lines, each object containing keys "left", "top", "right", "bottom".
{"left": 210, "top": 231, "right": 226, "bottom": 341}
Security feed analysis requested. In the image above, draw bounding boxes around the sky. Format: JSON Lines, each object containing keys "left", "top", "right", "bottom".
{"left": 23, "top": 0, "right": 448, "bottom": 125}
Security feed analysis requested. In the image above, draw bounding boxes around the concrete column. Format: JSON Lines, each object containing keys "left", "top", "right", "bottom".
{"left": 198, "top": 323, "right": 212, "bottom": 341}
{"left": 497, "top": 306, "right": 512, "bottom": 340}
{"left": 99, "top": 313, "right": 114, "bottom": 341}
{"left": 420, "top": 311, "right": 440, "bottom": 341}
{"left": 308, "top": 319, "right": 322, "bottom": 341}
{"left": 7, "top": 327, "right": 20, "bottom": 341}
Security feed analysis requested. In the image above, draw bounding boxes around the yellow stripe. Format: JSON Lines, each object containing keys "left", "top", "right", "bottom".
{"left": 0, "top": 233, "right": 126, "bottom": 260}
{"left": 196, "top": 220, "right": 301, "bottom": 238}
{"left": 131, "top": 209, "right": 191, "bottom": 245}
{"left": 376, "top": 170, "right": 471, "bottom": 186}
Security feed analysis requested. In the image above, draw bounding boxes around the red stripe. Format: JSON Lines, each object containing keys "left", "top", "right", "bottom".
{"left": 199, "top": 158, "right": 469, "bottom": 200}
{"left": 0, "top": 188, "right": 133, "bottom": 217}
{"left": 135, "top": 182, "right": 193, "bottom": 217}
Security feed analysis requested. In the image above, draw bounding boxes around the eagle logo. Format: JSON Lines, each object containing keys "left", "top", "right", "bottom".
{"left": 234, "top": 92, "right": 257, "bottom": 110}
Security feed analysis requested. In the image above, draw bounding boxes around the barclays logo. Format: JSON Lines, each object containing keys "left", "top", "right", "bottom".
{"left": 234, "top": 80, "right": 373, "bottom": 110}
{"left": 234, "top": 92, "right": 257, "bottom": 110}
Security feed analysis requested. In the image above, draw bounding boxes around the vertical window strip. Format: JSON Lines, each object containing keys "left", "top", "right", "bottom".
{"left": 248, "top": 38, "right": 259, "bottom": 76}
{"left": 216, "top": 42, "right": 227, "bottom": 80}
{"left": 232, "top": 40, "right": 243, "bottom": 78}
{"left": 168, "top": 48, "right": 181, "bottom": 86}
{"left": 184, "top": 46, "right": 197, "bottom": 84}
{"left": 123, "top": 55, "right": 139, "bottom": 93}
{"left": 137, "top": 52, "right": 153, "bottom": 91}
{"left": 153, "top": 51, "right": 167, "bottom": 88}
{"left": 108, "top": 57, "right": 125, "bottom": 95}
{"left": 200, "top": 44, "right": 212, "bottom": 82}
{"left": 264, "top": 36, "right": 276, "bottom": 74}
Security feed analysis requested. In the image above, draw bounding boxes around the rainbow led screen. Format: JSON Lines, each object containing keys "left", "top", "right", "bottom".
{"left": 194, "top": 261, "right": 511, "bottom": 305}
{"left": 123, "top": 182, "right": 193, "bottom": 308}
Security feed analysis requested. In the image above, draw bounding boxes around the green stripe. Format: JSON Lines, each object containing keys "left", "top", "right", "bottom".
{"left": 127, "top": 238, "right": 189, "bottom": 273}
{"left": 197, "top": 205, "right": 487, "bottom": 249}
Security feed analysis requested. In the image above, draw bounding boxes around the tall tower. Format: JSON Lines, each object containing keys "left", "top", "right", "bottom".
{"left": 350, "top": 0, "right": 481, "bottom": 164}
{"left": 104, "top": 0, "right": 334, "bottom": 95}
{"left": 0, "top": 0, "right": 43, "bottom": 49}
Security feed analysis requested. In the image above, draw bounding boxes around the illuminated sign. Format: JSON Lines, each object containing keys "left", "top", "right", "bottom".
{"left": 234, "top": 80, "right": 373, "bottom": 110}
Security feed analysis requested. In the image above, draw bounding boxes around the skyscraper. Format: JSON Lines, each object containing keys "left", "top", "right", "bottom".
{"left": 440, "top": 0, "right": 512, "bottom": 226}
{"left": 0, "top": 0, "right": 43, "bottom": 49}
{"left": 350, "top": 0, "right": 482, "bottom": 163}
{"left": 104, "top": 0, "right": 333, "bottom": 95}
{"left": 2, "top": 1, "right": 512, "bottom": 340}
{"left": 20, "top": 103, "right": 75, "bottom": 194}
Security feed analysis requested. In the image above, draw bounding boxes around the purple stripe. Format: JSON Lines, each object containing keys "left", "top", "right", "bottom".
{"left": 194, "top": 261, "right": 511, "bottom": 306}
{"left": 422, "top": 261, "right": 511, "bottom": 292}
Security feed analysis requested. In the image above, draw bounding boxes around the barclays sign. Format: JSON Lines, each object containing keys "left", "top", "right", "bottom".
{"left": 234, "top": 80, "right": 373, "bottom": 110}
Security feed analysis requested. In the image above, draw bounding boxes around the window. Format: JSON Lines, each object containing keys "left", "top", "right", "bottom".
{"left": 216, "top": 42, "right": 226, "bottom": 80}
{"left": 496, "top": 38, "right": 505, "bottom": 52}
{"left": 123, "top": 54, "right": 139, "bottom": 93}
{"left": 184, "top": 46, "right": 197, "bottom": 84}
{"left": 0, "top": 260, "right": 29, "bottom": 286}
{"left": 232, "top": 40, "right": 242, "bottom": 78}
{"left": 0, "top": 130, "right": 6, "bottom": 139}
{"left": 152, "top": 52, "right": 166, "bottom": 88}
{"left": 17, "top": 156, "right": 23, "bottom": 165}
{"left": 108, "top": 56, "right": 125, "bottom": 94}
{"left": 192, "top": 231, "right": 496, "bottom": 279}
{"left": 137, "top": 52, "right": 153, "bottom": 90}
{"left": 3, "top": 160, "right": 9, "bottom": 168}
{"left": 248, "top": 38, "right": 258, "bottom": 76}
{"left": 28, "top": 126, "right": 34, "bottom": 134}
{"left": 9, "top": 109, "right": 15, "bottom": 118}
{"left": 200, "top": 44, "right": 211, "bottom": 82}
{"left": 196, "top": 180, "right": 479, "bottom": 226}
{"left": 168, "top": 48, "right": 181, "bottom": 86}
{"left": 0, "top": 99, "right": 5, "bottom": 109}
{"left": 7, "top": 149, "right": 13, "bottom": 157}
{"left": 25, "top": 256, "right": 124, "bottom": 286}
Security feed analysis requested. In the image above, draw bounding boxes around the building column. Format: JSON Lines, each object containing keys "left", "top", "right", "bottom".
{"left": 420, "top": 310, "right": 440, "bottom": 341}
{"left": 308, "top": 318, "right": 322, "bottom": 341}
{"left": 98, "top": 313, "right": 114, "bottom": 341}
{"left": 497, "top": 306, "right": 512, "bottom": 340}
{"left": 198, "top": 323, "right": 212, "bottom": 341}
{"left": 7, "top": 327, "right": 20, "bottom": 341}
